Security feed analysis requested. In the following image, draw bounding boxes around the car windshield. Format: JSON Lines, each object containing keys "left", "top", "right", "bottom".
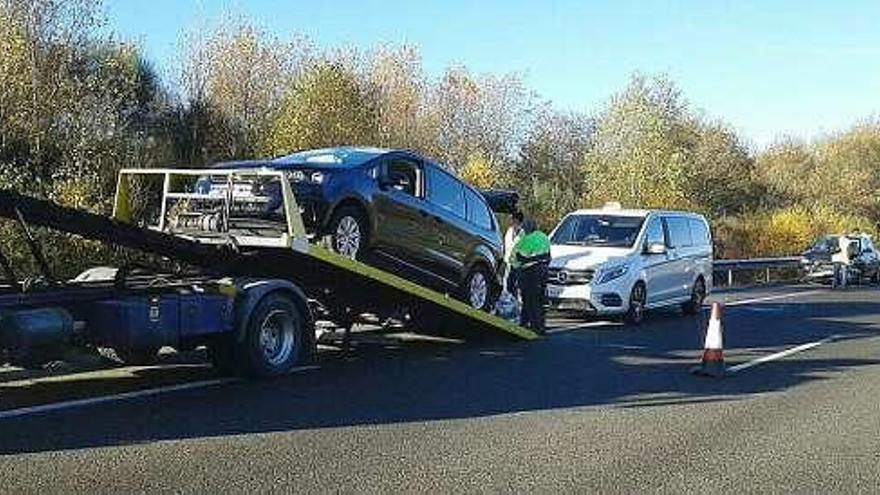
{"left": 809, "top": 235, "right": 840, "bottom": 253}
{"left": 551, "top": 214, "right": 645, "bottom": 248}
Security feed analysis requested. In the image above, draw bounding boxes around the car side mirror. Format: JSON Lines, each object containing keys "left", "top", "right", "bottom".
{"left": 645, "top": 242, "right": 666, "bottom": 255}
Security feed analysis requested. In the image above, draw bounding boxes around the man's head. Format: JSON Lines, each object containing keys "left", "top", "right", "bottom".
{"left": 521, "top": 217, "right": 537, "bottom": 234}
{"left": 512, "top": 210, "right": 524, "bottom": 228}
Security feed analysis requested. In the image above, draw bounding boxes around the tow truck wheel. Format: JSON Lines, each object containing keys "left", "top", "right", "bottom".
{"left": 241, "top": 292, "right": 307, "bottom": 378}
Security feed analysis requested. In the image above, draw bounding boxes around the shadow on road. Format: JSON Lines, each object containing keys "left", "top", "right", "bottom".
{"left": 1, "top": 287, "right": 879, "bottom": 455}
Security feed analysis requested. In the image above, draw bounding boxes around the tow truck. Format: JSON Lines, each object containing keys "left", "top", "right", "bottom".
{"left": 0, "top": 168, "right": 536, "bottom": 378}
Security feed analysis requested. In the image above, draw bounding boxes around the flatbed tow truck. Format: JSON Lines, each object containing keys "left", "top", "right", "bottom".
{"left": 0, "top": 168, "right": 536, "bottom": 378}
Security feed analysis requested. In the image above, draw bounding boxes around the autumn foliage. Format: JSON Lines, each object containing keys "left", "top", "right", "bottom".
{"left": 1, "top": 1, "right": 878, "bottom": 276}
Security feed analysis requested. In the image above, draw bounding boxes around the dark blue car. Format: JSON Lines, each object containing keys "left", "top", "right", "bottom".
{"left": 210, "top": 147, "right": 504, "bottom": 311}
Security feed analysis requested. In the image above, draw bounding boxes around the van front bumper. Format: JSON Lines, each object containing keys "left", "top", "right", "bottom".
{"left": 546, "top": 283, "right": 627, "bottom": 315}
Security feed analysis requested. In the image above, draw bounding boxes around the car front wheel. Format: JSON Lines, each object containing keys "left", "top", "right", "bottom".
{"left": 462, "top": 266, "right": 494, "bottom": 312}
{"left": 328, "top": 206, "right": 368, "bottom": 260}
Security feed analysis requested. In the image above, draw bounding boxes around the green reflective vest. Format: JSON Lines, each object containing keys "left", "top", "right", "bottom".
{"left": 512, "top": 231, "right": 551, "bottom": 269}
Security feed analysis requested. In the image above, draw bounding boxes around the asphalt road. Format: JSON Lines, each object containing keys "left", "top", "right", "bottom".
{"left": 1, "top": 284, "right": 879, "bottom": 492}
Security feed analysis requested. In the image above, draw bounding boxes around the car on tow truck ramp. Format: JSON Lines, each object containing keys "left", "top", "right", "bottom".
{"left": 205, "top": 147, "right": 504, "bottom": 312}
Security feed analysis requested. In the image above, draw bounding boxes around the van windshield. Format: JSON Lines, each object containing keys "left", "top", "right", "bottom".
{"left": 551, "top": 214, "right": 645, "bottom": 248}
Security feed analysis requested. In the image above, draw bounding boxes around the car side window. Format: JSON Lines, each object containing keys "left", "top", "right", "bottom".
{"left": 427, "top": 166, "right": 465, "bottom": 218}
{"left": 465, "top": 188, "right": 493, "bottom": 230}
{"left": 644, "top": 216, "right": 665, "bottom": 248}
{"left": 666, "top": 217, "right": 693, "bottom": 248}
{"left": 385, "top": 159, "right": 421, "bottom": 197}
{"left": 688, "top": 218, "right": 710, "bottom": 246}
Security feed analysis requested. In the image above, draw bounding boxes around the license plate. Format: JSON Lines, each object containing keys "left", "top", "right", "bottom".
{"left": 547, "top": 284, "right": 563, "bottom": 298}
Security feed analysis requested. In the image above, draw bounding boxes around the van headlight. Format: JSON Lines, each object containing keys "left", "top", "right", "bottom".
{"left": 596, "top": 264, "right": 629, "bottom": 284}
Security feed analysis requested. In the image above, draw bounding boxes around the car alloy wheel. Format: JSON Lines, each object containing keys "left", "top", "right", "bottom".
{"left": 334, "top": 215, "right": 362, "bottom": 259}
{"left": 468, "top": 270, "right": 489, "bottom": 310}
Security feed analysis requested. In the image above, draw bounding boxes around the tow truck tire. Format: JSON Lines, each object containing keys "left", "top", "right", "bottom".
{"left": 240, "top": 292, "right": 308, "bottom": 378}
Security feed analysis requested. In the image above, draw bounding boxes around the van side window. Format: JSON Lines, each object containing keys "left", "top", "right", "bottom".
{"left": 427, "top": 166, "right": 465, "bottom": 218}
{"left": 688, "top": 218, "right": 711, "bottom": 246}
{"left": 666, "top": 217, "right": 693, "bottom": 248}
{"left": 465, "top": 188, "right": 493, "bottom": 230}
{"left": 644, "top": 216, "right": 665, "bottom": 248}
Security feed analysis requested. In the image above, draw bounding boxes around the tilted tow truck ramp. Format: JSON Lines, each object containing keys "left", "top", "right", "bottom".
{"left": 0, "top": 168, "right": 536, "bottom": 340}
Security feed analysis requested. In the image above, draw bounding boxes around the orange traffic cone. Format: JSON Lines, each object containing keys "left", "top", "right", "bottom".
{"left": 691, "top": 302, "right": 725, "bottom": 377}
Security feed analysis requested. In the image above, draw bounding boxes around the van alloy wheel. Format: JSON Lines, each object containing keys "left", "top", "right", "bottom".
{"left": 626, "top": 283, "right": 646, "bottom": 324}
{"left": 683, "top": 278, "right": 706, "bottom": 315}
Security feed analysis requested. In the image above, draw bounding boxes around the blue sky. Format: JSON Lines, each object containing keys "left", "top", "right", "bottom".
{"left": 105, "top": 0, "right": 880, "bottom": 148}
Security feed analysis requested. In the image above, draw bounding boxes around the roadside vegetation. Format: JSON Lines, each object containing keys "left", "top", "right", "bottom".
{"left": 1, "top": 0, "right": 878, "bottom": 275}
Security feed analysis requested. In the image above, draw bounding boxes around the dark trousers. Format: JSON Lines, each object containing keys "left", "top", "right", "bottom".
{"left": 519, "top": 263, "right": 548, "bottom": 334}
{"left": 506, "top": 267, "right": 520, "bottom": 298}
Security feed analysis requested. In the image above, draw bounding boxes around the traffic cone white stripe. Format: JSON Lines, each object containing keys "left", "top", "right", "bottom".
{"left": 692, "top": 301, "right": 726, "bottom": 377}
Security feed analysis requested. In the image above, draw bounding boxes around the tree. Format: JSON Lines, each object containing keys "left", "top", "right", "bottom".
{"left": 689, "top": 121, "right": 759, "bottom": 216}
{"left": 582, "top": 74, "right": 699, "bottom": 210}
{"left": 431, "top": 66, "right": 532, "bottom": 171}
{"left": 367, "top": 44, "right": 435, "bottom": 154}
{"left": 515, "top": 105, "right": 593, "bottom": 228}
{"left": 178, "top": 15, "right": 302, "bottom": 164}
{"left": 265, "top": 61, "right": 379, "bottom": 154}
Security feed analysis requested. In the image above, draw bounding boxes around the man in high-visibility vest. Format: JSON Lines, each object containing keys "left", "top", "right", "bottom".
{"left": 511, "top": 217, "right": 551, "bottom": 334}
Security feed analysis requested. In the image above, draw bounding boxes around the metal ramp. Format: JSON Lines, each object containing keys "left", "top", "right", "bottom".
{"left": 0, "top": 167, "right": 536, "bottom": 341}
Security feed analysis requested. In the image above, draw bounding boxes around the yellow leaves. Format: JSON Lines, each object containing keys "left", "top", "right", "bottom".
{"left": 50, "top": 177, "right": 106, "bottom": 213}
{"left": 460, "top": 153, "right": 500, "bottom": 189}
{"left": 715, "top": 206, "right": 877, "bottom": 259}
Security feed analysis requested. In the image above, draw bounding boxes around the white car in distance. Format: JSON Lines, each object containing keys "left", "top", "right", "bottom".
{"left": 546, "top": 204, "right": 713, "bottom": 324}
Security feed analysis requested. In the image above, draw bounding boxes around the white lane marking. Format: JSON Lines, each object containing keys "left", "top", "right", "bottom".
{"left": 727, "top": 336, "right": 837, "bottom": 373}
{"left": 0, "top": 378, "right": 236, "bottom": 420}
{"left": 722, "top": 289, "right": 824, "bottom": 307}
{"left": 0, "top": 365, "right": 320, "bottom": 421}
{"left": 546, "top": 321, "right": 614, "bottom": 334}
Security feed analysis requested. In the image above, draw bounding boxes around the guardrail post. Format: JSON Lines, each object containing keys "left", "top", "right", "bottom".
{"left": 765, "top": 267, "right": 771, "bottom": 284}
{"left": 728, "top": 269, "right": 733, "bottom": 287}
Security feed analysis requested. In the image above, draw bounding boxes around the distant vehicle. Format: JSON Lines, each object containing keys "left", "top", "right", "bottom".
{"left": 546, "top": 204, "right": 713, "bottom": 324}
{"left": 800, "top": 233, "right": 880, "bottom": 284}
{"left": 204, "top": 147, "right": 504, "bottom": 311}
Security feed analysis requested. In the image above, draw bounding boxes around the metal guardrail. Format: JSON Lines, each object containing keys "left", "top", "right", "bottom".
{"left": 713, "top": 257, "right": 802, "bottom": 286}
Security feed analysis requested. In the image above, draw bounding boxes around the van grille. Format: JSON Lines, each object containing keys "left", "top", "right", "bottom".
{"left": 547, "top": 267, "right": 594, "bottom": 285}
